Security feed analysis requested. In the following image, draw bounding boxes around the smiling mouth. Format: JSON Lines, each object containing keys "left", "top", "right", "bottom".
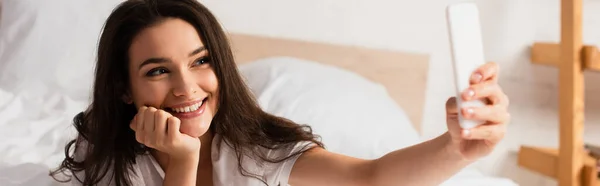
{"left": 165, "top": 97, "right": 208, "bottom": 113}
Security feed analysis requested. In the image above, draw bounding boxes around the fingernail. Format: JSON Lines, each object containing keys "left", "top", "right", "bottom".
{"left": 463, "top": 129, "right": 470, "bottom": 138}
{"left": 471, "top": 72, "right": 483, "bottom": 83}
{"left": 464, "top": 89, "right": 475, "bottom": 99}
{"left": 464, "top": 108, "right": 474, "bottom": 117}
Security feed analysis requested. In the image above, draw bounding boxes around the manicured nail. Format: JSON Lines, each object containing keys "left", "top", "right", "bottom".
{"left": 465, "top": 89, "right": 475, "bottom": 99}
{"left": 471, "top": 72, "right": 483, "bottom": 83}
{"left": 464, "top": 108, "right": 474, "bottom": 117}
{"left": 463, "top": 129, "right": 470, "bottom": 138}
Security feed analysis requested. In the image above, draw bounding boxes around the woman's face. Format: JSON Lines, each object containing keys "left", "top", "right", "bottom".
{"left": 127, "top": 18, "right": 219, "bottom": 138}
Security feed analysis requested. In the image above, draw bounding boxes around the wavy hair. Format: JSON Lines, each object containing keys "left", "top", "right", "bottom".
{"left": 50, "top": 0, "right": 323, "bottom": 185}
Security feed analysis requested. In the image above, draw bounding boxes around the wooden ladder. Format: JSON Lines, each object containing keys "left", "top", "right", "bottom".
{"left": 517, "top": 0, "right": 600, "bottom": 186}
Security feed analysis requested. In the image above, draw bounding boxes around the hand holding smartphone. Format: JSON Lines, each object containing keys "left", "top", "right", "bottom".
{"left": 446, "top": 3, "right": 487, "bottom": 129}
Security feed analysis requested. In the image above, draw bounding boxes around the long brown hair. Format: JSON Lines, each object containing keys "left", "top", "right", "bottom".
{"left": 50, "top": 0, "right": 323, "bottom": 185}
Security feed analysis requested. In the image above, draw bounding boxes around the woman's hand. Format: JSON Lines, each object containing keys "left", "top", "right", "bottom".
{"left": 130, "top": 106, "right": 201, "bottom": 161}
{"left": 445, "top": 62, "right": 510, "bottom": 161}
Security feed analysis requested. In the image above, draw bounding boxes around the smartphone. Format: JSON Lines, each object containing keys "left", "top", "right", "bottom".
{"left": 446, "top": 3, "right": 487, "bottom": 129}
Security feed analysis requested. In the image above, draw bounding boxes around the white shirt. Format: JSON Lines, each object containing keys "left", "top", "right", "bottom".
{"left": 70, "top": 134, "right": 314, "bottom": 186}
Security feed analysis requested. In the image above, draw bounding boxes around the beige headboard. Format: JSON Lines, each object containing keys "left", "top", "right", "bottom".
{"left": 227, "top": 33, "right": 429, "bottom": 133}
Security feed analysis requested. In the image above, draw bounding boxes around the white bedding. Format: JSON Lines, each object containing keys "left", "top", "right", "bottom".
{"left": 0, "top": 87, "right": 84, "bottom": 186}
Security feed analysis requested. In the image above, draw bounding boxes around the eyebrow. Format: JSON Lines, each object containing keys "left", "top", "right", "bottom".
{"left": 138, "top": 46, "right": 206, "bottom": 70}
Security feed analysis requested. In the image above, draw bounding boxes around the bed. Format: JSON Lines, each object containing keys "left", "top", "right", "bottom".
{"left": 0, "top": 0, "right": 517, "bottom": 185}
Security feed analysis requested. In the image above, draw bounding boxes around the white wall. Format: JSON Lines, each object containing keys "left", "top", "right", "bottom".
{"left": 200, "top": 0, "right": 600, "bottom": 185}
{"left": 200, "top": 0, "right": 456, "bottom": 137}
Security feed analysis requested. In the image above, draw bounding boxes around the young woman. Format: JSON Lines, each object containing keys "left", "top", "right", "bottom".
{"left": 51, "top": 0, "right": 510, "bottom": 185}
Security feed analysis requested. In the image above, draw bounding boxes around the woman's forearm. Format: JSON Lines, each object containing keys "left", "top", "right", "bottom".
{"left": 370, "top": 132, "right": 472, "bottom": 186}
{"left": 163, "top": 157, "right": 199, "bottom": 186}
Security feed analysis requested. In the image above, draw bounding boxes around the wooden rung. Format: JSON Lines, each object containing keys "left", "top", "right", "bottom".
{"left": 582, "top": 153, "right": 598, "bottom": 186}
{"left": 518, "top": 145, "right": 598, "bottom": 182}
{"left": 530, "top": 42, "right": 600, "bottom": 71}
{"left": 531, "top": 42, "right": 561, "bottom": 66}
{"left": 518, "top": 146, "right": 559, "bottom": 178}
{"left": 582, "top": 164, "right": 598, "bottom": 186}
{"left": 583, "top": 46, "right": 600, "bottom": 71}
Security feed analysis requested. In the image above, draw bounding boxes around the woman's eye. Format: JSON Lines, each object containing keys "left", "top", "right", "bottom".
{"left": 193, "top": 57, "right": 210, "bottom": 66}
{"left": 146, "top": 68, "right": 168, "bottom": 76}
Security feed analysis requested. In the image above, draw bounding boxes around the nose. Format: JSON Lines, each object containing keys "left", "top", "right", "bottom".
{"left": 171, "top": 71, "right": 197, "bottom": 98}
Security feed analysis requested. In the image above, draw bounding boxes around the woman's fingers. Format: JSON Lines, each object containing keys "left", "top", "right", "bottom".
{"left": 167, "top": 117, "right": 181, "bottom": 141}
{"left": 143, "top": 107, "right": 157, "bottom": 146}
{"left": 462, "top": 81, "right": 509, "bottom": 107}
{"left": 144, "top": 107, "right": 157, "bottom": 132}
{"left": 445, "top": 97, "right": 458, "bottom": 114}
{"left": 130, "top": 114, "right": 145, "bottom": 144}
{"left": 470, "top": 62, "right": 499, "bottom": 84}
{"left": 127, "top": 105, "right": 201, "bottom": 157}
{"left": 154, "top": 110, "right": 170, "bottom": 147}
{"left": 136, "top": 106, "right": 147, "bottom": 133}
{"left": 461, "top": 105, "right": 510, "bottom": 124}
{"left": 462, "top": 123, "right": 506, "bottom": 143}
{"left": 129, "top": 114, "right": 137, "bottom": 130}
{"left": 134, "top": 107, "right": 147, "bottom": 144}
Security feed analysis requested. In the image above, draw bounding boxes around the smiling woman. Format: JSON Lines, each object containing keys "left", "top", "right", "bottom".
{"left": 50, "top": 0, "right": 322, "bottom": 185}
{"left": 126, "top": 18, "right": 218, "bottom": 138}
{"left": 49, "top": 0, "right": 511, "bottom": 186}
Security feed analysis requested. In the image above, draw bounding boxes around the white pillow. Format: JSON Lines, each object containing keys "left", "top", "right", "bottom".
{"left": 239, "top": 57, "right": 421, "bottom": 159}
{"left": 0, "top": 0, "right": 121, "bottom": 99}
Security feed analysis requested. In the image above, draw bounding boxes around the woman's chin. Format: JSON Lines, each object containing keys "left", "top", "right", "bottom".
{"left": 180, "top": 120, "right": 211, "bottom": 138}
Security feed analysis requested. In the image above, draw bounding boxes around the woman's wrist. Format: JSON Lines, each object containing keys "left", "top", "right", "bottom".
{"left": 169, "top": 151, "right": 200, "bottom": 166}
{"left": 164, "top": 153, "right": 199, "bottom": 186}
{"left": 440, "top": 132, "right": 473, "bottom": 164}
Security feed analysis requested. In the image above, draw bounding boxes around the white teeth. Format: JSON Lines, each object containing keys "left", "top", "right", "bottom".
{"left": 172, "top": 100, "right": 204, "bottom": 113}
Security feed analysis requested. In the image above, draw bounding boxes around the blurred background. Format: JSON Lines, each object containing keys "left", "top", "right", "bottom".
{"left": 200, "top": 0, "right": 600, "bottom": 184}
{"left": 1, "top": 0, "right": 599, "bottom": 185}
